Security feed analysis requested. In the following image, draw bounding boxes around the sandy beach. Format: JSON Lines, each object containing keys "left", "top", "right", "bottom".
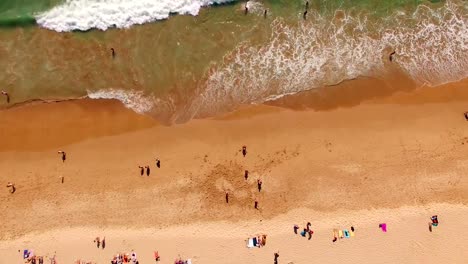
{"left": 1, "top": 78, "right": 468, "bottom": 263}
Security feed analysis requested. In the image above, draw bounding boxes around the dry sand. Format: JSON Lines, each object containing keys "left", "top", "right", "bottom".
{"left": 1, "top": 78, "right": 468, "bottom": 263}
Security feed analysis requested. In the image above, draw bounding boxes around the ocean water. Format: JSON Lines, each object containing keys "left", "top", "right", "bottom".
{"left": 0, "top": 0, "right": 466, "bottom": 123}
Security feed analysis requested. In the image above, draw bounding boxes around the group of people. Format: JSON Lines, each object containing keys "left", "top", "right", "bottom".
{"left": 93, "top": 237, "right": 106, "bottom": 249}
{"left": 138, "top": 158, "right": 161, "bottom": 176}
{"left": 293, "top": 222, "right": 314, "bottom": 240}
{"left": 111, "top": 251, "right": 138, "bottom": 264}
{"left": 22, "top": 250, "right": 56, "bottom": 264}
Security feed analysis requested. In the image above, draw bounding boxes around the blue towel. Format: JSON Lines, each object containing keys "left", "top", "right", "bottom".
{"left": 300, "top": 230, "right": 306, "bottom": 237}
{"left": 344, "top": 230, "right": 350, "bottom": 238}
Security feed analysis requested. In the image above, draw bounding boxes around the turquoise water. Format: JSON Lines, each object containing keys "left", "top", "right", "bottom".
{"left": 0, "top": 0, "right": 466, "bottom": 123}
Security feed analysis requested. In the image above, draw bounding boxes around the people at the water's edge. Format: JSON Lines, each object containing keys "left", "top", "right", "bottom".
{"left": 245, "top": 170, "right": 249, "bottom": 180}
{"left": 244, "top": 1, "right": 249, "bottom": 15}
{"left": 305, "top": 1, "right": 309, "bottom": 10}
{"left": 1, "top": 90, "right": 9, "bottom": 104}
{"left": 274, "top": 252, "right": 279, "bottom": 264}
{"left": 257, "top": 179, "right": 262, "bottom": 192}
{"left": 145, "top": 166, "right": 150, "bottom": 176}
{"left": 6, "top": 182, "right": 15, "bottom": 194}
{"left": 58, "top": 151, "right": 66, "bottom": 163}
{"left": 389, "top": 51, "right": 396, "bottom": 62}
{"left": 225, "top": 192, "right": 229, "bottom": 203}
{"left": 264, "top": 9, "right": 267, "bottom": 18}
{"left": 155, "top": 158, "right": 161, "bottom": 168}
{"left": 303, "top": 10, "right": 308, "bottom": 20}
{"left": 242, "top": 145, "right": 247, "bottom": 157}
{"left": 110, "top": 48, "right": 116, "bottom": 59}
{"left": 138, "top": 166, "right": 144, "bottom": 176}
{"left": 293, "top": 224, "right": 299, "bottom": 234}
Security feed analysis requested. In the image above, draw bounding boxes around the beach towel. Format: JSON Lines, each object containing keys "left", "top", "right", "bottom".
{"left": 247, "top": 238, "right": 255, "bottom": 248}
{"left": 253, "top": 237, "right": 258, "bottom": 246}
{"left": 344, "top": 230, "right": 350, "bottom": 238}
{"left": 379, "top": 223, "right": 387, "bottom": 232}
{"left": 23, "top": 250, "right": 29, "bottom": 259}
{"left": 333, "top": 229, "right": 339, "bottom": 238}
{"left": 186, "top": 259, "right": 192, "bottom": 264}
{"left": 350, "top": 230, "right": 355, "bottom": 237}
{"left": 338, "top": 230, "right": 343, "bottom": 238}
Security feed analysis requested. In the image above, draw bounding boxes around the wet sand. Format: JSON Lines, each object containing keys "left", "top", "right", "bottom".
{"left": 1, "top": 78, "right": 468, "bottom": 263}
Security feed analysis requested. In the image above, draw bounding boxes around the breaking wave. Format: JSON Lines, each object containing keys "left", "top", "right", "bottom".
{"left": 87, "top": 89, "right": 156, "bottom": 114}
{"left": 36, "top": 0, "right": 236, "bottom": 32}
{"left": 187, "top": 1, "right": 468, "bottom": 117}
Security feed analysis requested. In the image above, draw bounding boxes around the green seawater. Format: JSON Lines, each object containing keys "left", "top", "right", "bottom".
{"left": 0, "top": 0, "right": 63, "bottom": 26}
{"left": 0, "top": 0, "right": 465, "bottom": 122}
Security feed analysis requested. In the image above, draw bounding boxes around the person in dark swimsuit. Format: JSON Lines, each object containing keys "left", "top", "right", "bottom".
{"left": 244, "top": 170, "right": 249, "bottom": 180}
{"left": 155, "top": 158, "right": 161, "bottom": 168}
{"left": 58, "top": 151, "right": 66, "bottom": 162}
{"left": 389, "top": 51, "right": 396, "bottom": 62}
{"left": 225, "top": 192, "right": 229, "bottom": 203}
{"left": 138, "top": 166, "right": 144, "bottom": 176}
{"left": 254, "top": 199, "right": 258, "bottom": 209}
{"left": 257, "top": 179, "right": 262, "bottom": 192}
{"left": 274, "top": 252, "right": 279, "bottom": 264}
{"left": 145, "top": 166, "right": 150, "bottom": 176}
{"left": 242, "top": 146, "right": 247, "bottom": 157}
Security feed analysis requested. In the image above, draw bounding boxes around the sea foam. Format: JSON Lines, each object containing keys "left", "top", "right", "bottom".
{"left": 87, "top": 89, "right": 155, "bottom": 114}
{"left": 36, "top": 0, "right": 236, "bottom": 32}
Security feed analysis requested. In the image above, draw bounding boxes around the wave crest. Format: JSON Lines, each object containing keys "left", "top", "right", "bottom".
{"left": 36, "top": 0, "right": 236, "bottom": 32}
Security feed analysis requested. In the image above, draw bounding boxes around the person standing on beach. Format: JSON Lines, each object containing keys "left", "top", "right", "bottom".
{"left": 225, "top": 192, "right": 229, "bottom": 203}
{"left": 274, "top": 252, "right": 279, "bottom": 264}
{"left": 293, "top": 224, "right": 299, "bottom": 234}
{"left": 242, "top": 146, "right": 247, "bottom": 157}
{"left": 155, "top": 158, "right": 161, "bottom": 168}
{"left": 257, "top": 179, "right": 262, "bottom": 192}
{"left": 145, "top": 166, "right": 150, "bottom": 176}
{"left": 389, "top": 51, "right": 396, "bottom": 62}
{"left": 1, "top": 90, "right": 9, "bottom": 104}
{"left": 264, "top": 9, "right": 267, "bottom": 18}
{"left": 138, "top": 166, "right": 144, "bottom": 176}
{"left": 254, "top": 199, "right": 258, "bottom": 209}
{"left": 306, "top": 222, "right": 311, "bottom": 231}
{"left": 6, "top": 182, "right": 15, "bottom": 194}
{"left": 244, "top": 170, "right": 249, "bottom": 180}
{"left": 308, "top": 230, "right": 314, "bottom": 240}
{"left": 94, "top": 237, "right": 100, "bottom": 248}
{"left": 111, "top": 48, "right": 116, "bottom": 59}
{"left": 58, "top": 151, "right": 66, "bottom": 162}
{"left": 244, "top": 1, "right": 249, "bottom": 15}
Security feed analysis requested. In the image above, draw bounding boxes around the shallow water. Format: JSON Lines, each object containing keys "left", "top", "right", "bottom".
{"left": 0, "top": 0, "right": 466, "bottom": 123}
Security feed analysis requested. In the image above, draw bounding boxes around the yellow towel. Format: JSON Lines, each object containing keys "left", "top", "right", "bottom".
{"left": 350, "top": 230, "right": 355, "bottom": 237}
{"left": 338, "top": 230, "right": 343, "bottom": 238}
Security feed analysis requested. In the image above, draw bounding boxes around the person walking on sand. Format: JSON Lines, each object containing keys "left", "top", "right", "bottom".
{"left": 145, "top": 166, "right": 150, "bottom": 176}
{"left": 94, "top": 237, "right": 100, "bottom": 248}
{"left": 244, "top": 170, "right": 249, "bottom": 180}
{"left": 1, "top": 90, "right": 10, "bottom": 104}
{"left": 306, "top": 222, "right": 311, "bottom": 231}
{"left": 102, "top": 237, "right": 106, "bottom": 249}
{"left": 155, "top": 158, "right": 161, "bottom": 168}
{"left": 6, "top": 182, "right": 15, "bottom": 194}
{"left": 58, "top": 151, "right": 66, "bottom": 162}
{"left": 138, "top": 166, "right": 144, "bottom": 176}
{"left": 225, "top": 192, "right": 229, "bottom": 203}
{"left": 257, "top": 179, "right": 262, "bottom": 192}
{"left": 254, "top": 199, "right": 258, "bottom": 209}
{"left": 308, "top": 229, "right": 314, "bottom": 240}
{"left": 242, "top": 146, "right": 247, "bottom": 157}
{"left": 293, "top": 224, "right": 299, "bottom": 234}
{"left": 274, "top": 252, "right": 279, "bottom": 264}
